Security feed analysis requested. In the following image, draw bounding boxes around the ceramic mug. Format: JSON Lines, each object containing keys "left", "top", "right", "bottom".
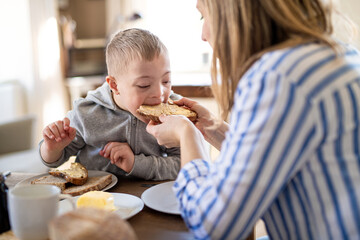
{"left": 8, "top": 185, "right": 61, "bottom": 240}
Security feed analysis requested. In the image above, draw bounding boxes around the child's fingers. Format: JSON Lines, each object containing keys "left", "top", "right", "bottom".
{"left": 48, "top": 122, "right": 63, "bottom": 141}
{"left": 110, "top": 153, "right": 119, "bottom": 164}
{"left": 54, "top": 121, "right": 66, "bottom": 139}
{"left": 112, "top": 156, "right": 121, "bottom": 166}
{"left": 68, "top": 127, "right": 77, "bottom": 139}
{"left": 101, "top": 143, "right": 112, "bottom": 158}
{"left": 43, "top": 127, "right": 55, "bottom": 140}
{"left": 63, "top": 117, "right": 70, "bottom": 131}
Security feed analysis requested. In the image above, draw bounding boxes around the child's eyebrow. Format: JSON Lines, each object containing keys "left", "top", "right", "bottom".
{"left": 162, "top": 71, "right": 171, "bottom": 76}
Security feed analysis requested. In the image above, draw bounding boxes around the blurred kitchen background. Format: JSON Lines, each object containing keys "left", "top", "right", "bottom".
{"left": 0, "top": 0, "right": 359, "bottom": 153}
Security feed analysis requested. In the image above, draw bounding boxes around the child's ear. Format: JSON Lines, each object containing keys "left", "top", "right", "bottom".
{"left": 106, "top": 76, "right": 119, "bottom": 93}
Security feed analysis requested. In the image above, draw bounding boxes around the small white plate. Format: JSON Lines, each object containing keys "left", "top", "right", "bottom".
{"left": 16, "top": 170, "right": 118, "bottom": 192}
{"left": 59, "top": 193, "right": 144, "bottom": 219}
{"left": 141, "top": 181, "right": 181, "bottom": 215}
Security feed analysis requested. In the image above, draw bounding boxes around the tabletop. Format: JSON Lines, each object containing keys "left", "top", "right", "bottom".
{"left": 3, "top": 172, "right": 255, "bottom": 240}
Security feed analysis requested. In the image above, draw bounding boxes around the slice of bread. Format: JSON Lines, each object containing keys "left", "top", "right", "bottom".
{"left": 137, "top": 103, "right": 197, "bottom": 122}
{"left": 62, "top": 174, "right": 112, "bottom": 196}
{"left": 49, "top": 208, "right": 137, "bottom": 240}
{"left": 31, "top": 175, "right": 67, "bottom": 191}
{"left": 49, "top": 162, "right": 88, "bottom": 186}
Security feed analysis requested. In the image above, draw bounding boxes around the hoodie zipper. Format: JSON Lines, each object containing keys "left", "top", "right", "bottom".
{"left": 130, "top": 116, "right": 137, "bottom": 152}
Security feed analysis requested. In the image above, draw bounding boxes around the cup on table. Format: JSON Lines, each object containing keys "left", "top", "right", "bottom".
{"left": 8, "top": 185, "right": 61, "bottom": 240}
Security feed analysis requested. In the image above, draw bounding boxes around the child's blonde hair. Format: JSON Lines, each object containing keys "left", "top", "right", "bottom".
{"left": 106, "top": 28, "right": 168, "bottom": 77}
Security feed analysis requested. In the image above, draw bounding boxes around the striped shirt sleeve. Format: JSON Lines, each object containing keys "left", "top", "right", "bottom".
{"left": 173, "top": 68, "right": 319, "bottom": 239}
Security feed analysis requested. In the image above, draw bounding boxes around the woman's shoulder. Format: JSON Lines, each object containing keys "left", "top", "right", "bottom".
{"left": 257, "top": 43, "right": 325, "bottom": 69}
{"left": 239, "top": 41, "right": 360, "bottom": 105}
{"left": 251, "top": 41, "right": 359, "bottom": 79}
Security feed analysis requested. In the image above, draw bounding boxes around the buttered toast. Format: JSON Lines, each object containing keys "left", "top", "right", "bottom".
{"left": 31, "top": 174, "right": 113, "bottom": 196}
{"left": 137, "top": 103, "right": 197, "bottom": 122}
{"left": 49, "top": 162, "right": 88, "bottom": 186}
{"left": 31, "top": 163, "right": 113, "bottom": 196}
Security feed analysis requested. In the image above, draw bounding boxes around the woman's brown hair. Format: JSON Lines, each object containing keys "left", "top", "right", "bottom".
{"left": 204, "top": 0, "right": 338, "bottom": 120}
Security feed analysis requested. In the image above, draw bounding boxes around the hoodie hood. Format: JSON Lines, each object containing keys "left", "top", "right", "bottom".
{"left": 85, "top": 82, "right": 117, "bottom": 110}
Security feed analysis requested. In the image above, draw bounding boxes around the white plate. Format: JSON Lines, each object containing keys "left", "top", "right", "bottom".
{"left": 141, "top": 181, "right": 181, "bottom": 215}
{"left": 16, "top": 170, "right": 118, "bottom": 192}
{"left": 59, "top": 193, "right": 144, "bottom": 219}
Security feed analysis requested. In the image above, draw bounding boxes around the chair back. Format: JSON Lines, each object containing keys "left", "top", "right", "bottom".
{"left": 0, "top": 115, "right": 36, "bottom": 154}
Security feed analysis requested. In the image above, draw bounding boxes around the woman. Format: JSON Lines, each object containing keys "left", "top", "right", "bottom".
{"left": 147, "top": 0, "right": 360, "bottom": 239}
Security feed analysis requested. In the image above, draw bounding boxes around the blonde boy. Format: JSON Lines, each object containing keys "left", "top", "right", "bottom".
{"left": 40, "top": 28, "right": 180, "bottom": 180}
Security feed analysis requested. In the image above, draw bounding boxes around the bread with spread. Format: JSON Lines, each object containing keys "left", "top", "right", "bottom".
{"left": 137, "top": 102, "right": 197, "bottom": 122}
{"left": 31, "top": 163, "right": 113, "bottom": 196}
{"left": 49, "top": 162, "right": 88, "bottom": 186}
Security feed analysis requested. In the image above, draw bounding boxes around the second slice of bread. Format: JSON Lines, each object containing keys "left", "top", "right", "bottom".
{"left": 31, "top": 175, "right": 67, "bottom": 191}
{"left": 62, "top": 174, "right": 113, "bottom": 196}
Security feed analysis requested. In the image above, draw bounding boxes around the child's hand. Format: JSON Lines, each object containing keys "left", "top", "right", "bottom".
{"left": 42, "top": 117, "right": 76, "bottom": 151}
{"left": 99, "top": 142, "right": 135, "bottom": 173}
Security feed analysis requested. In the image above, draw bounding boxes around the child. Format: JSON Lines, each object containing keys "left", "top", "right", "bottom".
{"left": 40, "top": 28, "right": 180, "bottom": 180}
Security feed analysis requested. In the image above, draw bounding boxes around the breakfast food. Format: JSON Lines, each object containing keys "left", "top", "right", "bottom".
{"left": 49, "top": 208, "right": 137, "bottom": 240}
{"left": 137, "top": 103, "right": 197, "bottom": 122}
{"left": 30, "top": 175, "right": 67, "bottom": 191}
{"left": 49, "top": 162, "right": 88, "bottom": 186}
{"left": 76, "top": 191, "right": 117, "bottom": 211}
{"left": 62, "top": 174, "right": 112, "bottom": 196}
{"left": 31, "top": 163, "right": 112, "bottom": 196}
{"left": 31, "top": 173, "right": 112, "bottom": 196}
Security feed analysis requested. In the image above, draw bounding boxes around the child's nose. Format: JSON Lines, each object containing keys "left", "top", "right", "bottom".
{"left": 153, "top": 84, "right": 165, "bottom": 99}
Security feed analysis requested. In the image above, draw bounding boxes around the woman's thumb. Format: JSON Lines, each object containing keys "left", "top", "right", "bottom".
{"left": 159, "top": 114, "right": 167, "bottom": 122}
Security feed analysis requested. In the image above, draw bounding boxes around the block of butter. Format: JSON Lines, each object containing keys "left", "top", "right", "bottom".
{"left": 77, "top": 191, "right": 117, "bottom": 211}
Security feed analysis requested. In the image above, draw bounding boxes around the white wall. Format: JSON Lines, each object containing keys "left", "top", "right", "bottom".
{"left": 0, "top": 1, "right": 33, "bottom": 121}
{"left": 334, "top": 0, "right": 360, "bottom": 49}
{"left": 0, "top": 1, "right": 33, "bottom": 84}
{"left": 0, "top": 0, "right": 68, "bottom": 145}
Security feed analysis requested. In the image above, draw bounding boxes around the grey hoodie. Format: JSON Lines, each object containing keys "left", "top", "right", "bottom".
{"left": 40, "top": 83, "right": 180, "bottom": 180}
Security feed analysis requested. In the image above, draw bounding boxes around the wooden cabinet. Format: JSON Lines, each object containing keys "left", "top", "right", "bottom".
{"left": 58, "top": 0, "right": 107, "bottom": 78}
{"left": 66, "top": 40, "right": 106, "bottom": 77}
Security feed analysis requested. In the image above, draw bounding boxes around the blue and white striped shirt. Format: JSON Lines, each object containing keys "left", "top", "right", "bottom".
{"left": 174, "top": 42, "right": 360, "bottom": 239}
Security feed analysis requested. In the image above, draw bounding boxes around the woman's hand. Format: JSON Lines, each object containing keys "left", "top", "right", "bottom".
{"left": 174, "top": 98, "right": 215, "bottom": 135}
{"left": 100, "top": 142, "right": 135, "bottom": 173}
{"left": 147, "top": 114, "right": 209, "bottom": 166}
{"left": 174, "top": 98, "right": 228, "bottom": 150}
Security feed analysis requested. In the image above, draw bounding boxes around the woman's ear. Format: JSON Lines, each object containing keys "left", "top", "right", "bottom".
{"left": 106, "top": 76, "right": 119, "bottom": 94}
